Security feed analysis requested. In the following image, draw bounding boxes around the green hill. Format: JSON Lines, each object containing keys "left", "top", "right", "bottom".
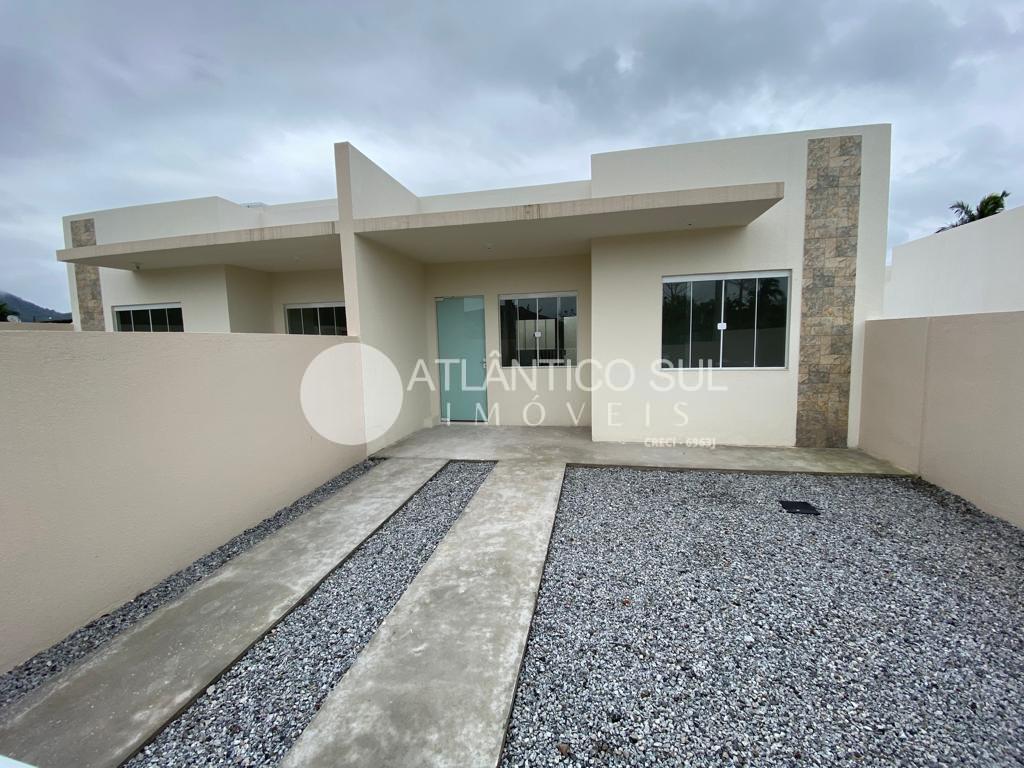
{"left": 0, "top": 291, "right": 71, "bottom": 322}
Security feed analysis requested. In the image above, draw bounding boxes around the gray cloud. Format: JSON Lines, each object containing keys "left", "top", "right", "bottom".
{"left": 1, "top": 0, "right": 1022, "bottom": 310}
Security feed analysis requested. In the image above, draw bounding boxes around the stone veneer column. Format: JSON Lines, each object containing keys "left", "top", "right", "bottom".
{"left": 796, "top": 135, "right": 861, "bottom": 448}
{"left": 69, "top": 218, "right": 105, "bottom": 331}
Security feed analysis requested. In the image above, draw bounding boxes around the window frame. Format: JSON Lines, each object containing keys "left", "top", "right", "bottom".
{"left": 283, "top": 301, "right": 347, "bottom": 336}
{"left": 112, "top": 302, "right": 184, "bottom": 333}
{"left": 498, "top": 291, "right": 579, "bottom": 368}
{"left": 660, "top": 270, "right": 790, "bottom": 371}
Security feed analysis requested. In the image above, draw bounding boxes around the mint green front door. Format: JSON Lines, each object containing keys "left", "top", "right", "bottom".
{"left": 436, "top": 296, "right": 488, "bottom": 422}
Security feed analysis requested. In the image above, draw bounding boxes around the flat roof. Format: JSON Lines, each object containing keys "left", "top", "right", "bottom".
{"left": 57, "top": 221, "right": 340, "bottom": 271}
{"left": 354, "top": 182, "right": 784, "bottom": 262}
{"left": 58, "top": 182, "right": 784, "bottom": 269}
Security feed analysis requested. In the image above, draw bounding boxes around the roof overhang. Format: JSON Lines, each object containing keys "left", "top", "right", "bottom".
{"left": 354, "top": 182, "right": 784, "bottom": 262}
{"left": 57, "top": 221, "right": 340, "bottom": 272}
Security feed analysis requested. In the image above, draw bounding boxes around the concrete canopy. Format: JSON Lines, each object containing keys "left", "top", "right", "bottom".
{"left": 57, "top": 221, "right": 341, "bottom": 272}
{"left": 353, "top": 182, "right": 784, "bottom": 262}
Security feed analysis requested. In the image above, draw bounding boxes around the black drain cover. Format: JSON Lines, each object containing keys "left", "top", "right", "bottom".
{"left": 780, "top": 500, "right": 820, "bottom": 515}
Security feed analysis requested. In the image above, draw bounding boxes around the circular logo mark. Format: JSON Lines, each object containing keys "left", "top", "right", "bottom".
{"left": 300, "top": 342, "right": 403, "bottom": 446}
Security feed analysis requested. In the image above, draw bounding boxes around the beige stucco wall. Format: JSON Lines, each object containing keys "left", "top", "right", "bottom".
{"left": 423, "top": 254, "right": 592, "bottom": 426}
{"left": 351, "top": 236, "right": 431, "bottom": 451}
{"left": 419, "top": 180, "right": 592, "bottom": 213}
{"left": 63, "top": 197, "right": 260, "bottom": 247}
{"left": 591, "top": 229, "right": 796, "bottom": 445}
{"left": 0, "top": 331, "right": 366, "bottom": 673}
{"left": 62, "top": 196, "right": 339, "bottom": 247}
{"left": 335, "top": 143, "right": 432, "bottom": 451}
{"left": 587, "top": 125, "right": 890, "bottom": 446}
{"left": 884, "top": 205, "right": 1024, "bottom": 319}
{"left": 859, "top": 318, "right": 929, "bottom": 472}
{"left": 100, "top": 265, "right": 232, "bottom": 332}
{"left": 859, "top": 312, "right": 1024, "bottom": 528}
{"left": 0, "top": 322, "right": 72, "bottom": 331}
{"left": 268, "top": 269, "right": 346, "bottom": 333}
{"left": 94, "top": 265, "right": 346, "bottom": 335}
{"left": 225, "top": 266, "right": 273, "bottom": 332}
{"left": 338, "top": 143, "right": 418, "bottom": 221}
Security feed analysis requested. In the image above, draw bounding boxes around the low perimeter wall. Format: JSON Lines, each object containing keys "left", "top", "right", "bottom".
{"left": 860, "top": 312, "right": 1024, "bottom": 528}
{"left": 0, "top": 322, "right": 73, "bottom": 331}
{"left": 884, "top": 206, "right": 1024, "bottom": 319}
{"left": 0, "top": 332, "right": 366, "bottom": 673}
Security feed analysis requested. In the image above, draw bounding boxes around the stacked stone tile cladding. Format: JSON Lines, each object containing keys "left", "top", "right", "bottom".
{"left": 69, "top": 218, "right": 105, "bottom": 331}
{"left": 796, "top": 135, "right": 862, "bottom": 448}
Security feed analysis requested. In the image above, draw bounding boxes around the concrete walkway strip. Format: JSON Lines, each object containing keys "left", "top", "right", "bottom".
{"left": 280, "top": 459, "right": 566, "bottom": 768}
{"left": 0, "top": 458, "right": 446, "bottom": 768}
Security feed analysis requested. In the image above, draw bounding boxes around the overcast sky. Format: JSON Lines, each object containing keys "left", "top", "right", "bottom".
{"left": 2, "top": 0, "right": 1022, "bottom": 311}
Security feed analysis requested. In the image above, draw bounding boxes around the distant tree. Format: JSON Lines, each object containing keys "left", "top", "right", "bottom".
{"left": 938, "top": 190, "right": 1010, "bottom": 232}
{"left": 0, "top": 302, "right": 18, "bottom": 321}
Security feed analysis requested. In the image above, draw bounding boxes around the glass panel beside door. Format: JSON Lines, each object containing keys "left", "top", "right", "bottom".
{"left": 499, "top": 293, "right": 578, "bottom": 366}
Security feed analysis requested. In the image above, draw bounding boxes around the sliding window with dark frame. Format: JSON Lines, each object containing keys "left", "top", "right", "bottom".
{"left": 113, "top": 303, "right": 184, "bottom": 332}
{"left": 284, "top": 303, "right": 347, "bottom": 336}
{"left": 499, "top": 292, "right": 577, "bottom": 366}
{"left": 661, "top": 271, "right": 789, "bottom": 369}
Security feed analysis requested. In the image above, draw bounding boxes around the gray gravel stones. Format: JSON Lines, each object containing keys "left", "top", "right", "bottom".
{"left": 127, "top": 460, "right": 493, "bottom": 768}
{"left": 500, "top": 467, "right": 1024, "bottom": 767}
{"left": 0, "top": 459, "right": 379, "bottom": 710}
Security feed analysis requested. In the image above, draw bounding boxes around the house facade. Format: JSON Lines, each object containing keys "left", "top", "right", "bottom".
{"left": 60, "top": 124, "right": 891, "bottom": 450}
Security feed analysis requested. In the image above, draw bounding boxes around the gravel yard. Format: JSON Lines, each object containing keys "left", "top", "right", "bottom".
{"left": 0, "top": 459, "right": 379, "bottom": 710}
{"left": 500, "top": 467, "right": 1024, "bottom": 767}
{"left": 127, "top": 460, "right": 493, "bottom": 768}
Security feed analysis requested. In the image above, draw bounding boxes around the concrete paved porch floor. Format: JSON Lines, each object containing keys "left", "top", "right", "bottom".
{"left": 376, "top": 425, "right": 908, "bottom": 475}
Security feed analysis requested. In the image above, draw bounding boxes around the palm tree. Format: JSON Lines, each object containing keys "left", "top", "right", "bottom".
{"left": 0, "top": 302, "right": 18, "bottom": 321}
{"left": 938, "top": 191, "right": 1010, "bottom": 232}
